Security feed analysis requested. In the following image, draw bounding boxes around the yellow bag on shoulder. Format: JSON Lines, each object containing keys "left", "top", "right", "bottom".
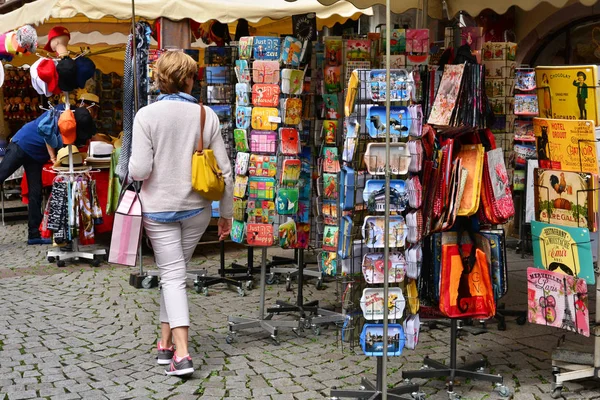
{"left": 192, "top": 105, "right": 225, "bottom": 201}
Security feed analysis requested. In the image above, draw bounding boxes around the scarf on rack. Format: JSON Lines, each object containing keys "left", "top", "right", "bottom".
{"left": 90, "top": 180, "right": 103, "bottom": 225}
{"left": 117, "top": 21, "right": 152, "bottom": 183}
{"left": 76, "top": 180, "right": 95, "bottom": 245}
{"left": 47, "top": 180, "right": 69, "bottom": 244}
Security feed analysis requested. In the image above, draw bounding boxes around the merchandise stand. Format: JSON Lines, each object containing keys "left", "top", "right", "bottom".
{"left": 46, "top": 138, "right": 106, "bottom": 267}
{"left": 267, "top": 251, "right": 324, "bottom": 291}
{"left": 402, "top": 319, "right": 508, "bottom": 399}
{"left": 226, "top": 248, "right": 301, "bottom": 345}
{"left": 550, "top": 148, "right": 600, "bottom": 398}
{"left": 191, "top": 241, "right": 252, "bottom": 296}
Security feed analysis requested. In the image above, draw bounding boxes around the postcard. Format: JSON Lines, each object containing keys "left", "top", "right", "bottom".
{"left": 253, "top": 36, "right": 280, "bottom": 60}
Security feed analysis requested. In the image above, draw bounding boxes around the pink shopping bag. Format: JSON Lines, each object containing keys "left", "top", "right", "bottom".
{"left": 108, "top": 189, "right": 142, "bottom": 266}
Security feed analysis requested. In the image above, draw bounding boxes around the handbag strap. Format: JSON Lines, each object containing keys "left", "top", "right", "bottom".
{"left": 195, "top": 103, "right": 206, "bottom": 153}
{"left": 456, "top": 217, "right": 478, "bottom": 271}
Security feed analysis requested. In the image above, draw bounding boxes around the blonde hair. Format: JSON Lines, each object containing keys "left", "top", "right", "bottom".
{"left": 154, "top": 51, "right": 198, "bottom": 94}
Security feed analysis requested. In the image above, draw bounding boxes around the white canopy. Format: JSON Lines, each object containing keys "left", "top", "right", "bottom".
{"left": 0, "top": 0, "right": 372, "bottom": 32}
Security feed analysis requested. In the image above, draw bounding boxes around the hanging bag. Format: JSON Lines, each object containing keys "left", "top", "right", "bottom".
{"left": 108, "top": 184, "right": 143, "bottom": 266}
{"left": 191, "top": 105, "right": 225, "bottom": 201}
{"left": 439, "top": 220, "right": 496, "bottom": 319}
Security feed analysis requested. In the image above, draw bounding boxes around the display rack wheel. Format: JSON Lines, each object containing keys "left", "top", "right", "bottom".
{"left": 447, "top": 391, "right": 461, "bottom": 400}
{"left": 270, "top": 335, "right": 280, "bottom": 346}
{"left": 202, "top": 287, "right": 209, "bottom": 296}
{"left": 411, "top": 392, "right": 426, "bottom": 400}
{"left": 315, "top": 277, "right": 324, "bottom": 290}
{"left": 516, "top": 315, "right": 527, "bottom": 325}
{"left": 359, "top": 385, "right": 366, "bottom": 391}
{"left": 550, "top": 387, "right": 563, "bottom": 399}
{"left": 225, "top": 334, "right": 235, "bottom": 345}
{"left": 497, "top": 319, "right": 507, "bottom": 331}
{"left": 302, "top": 319, "right": 312, "bottom": 329}
{"left": 245, "top": 280, "right": 253, "bottom": 290}
{"left": 237, "top": 287, "right": 245, "bottom": 297}
{"left": 57, "top": 259, "right": 66, "bottom": 268}
{"left": 141, "top": 276, "right": 154, "bottom": 289}
{"left": 266, "top": 272, "right": 277, "bottom": 285}
{"left": 285, "top": 275, "right": 292, "bottom": 291}
{"left": 47, "top": 256, "right": 56, "bottom": 263}
{"left": 292, "top": 327, "right": 304, "bottom": 337}
{"left": 312, "top": 325, "right": 321, "bottom": 336}
{"left": 495, "top": 384, "right": 510, "bottom": 398}
{"left": 90, "top": 259, "right": 101, "bottom": 268}
{"left": 194, "top": 281, "right": 203, "bottom": 294}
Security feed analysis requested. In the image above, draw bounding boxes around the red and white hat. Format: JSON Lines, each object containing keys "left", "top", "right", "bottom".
{"left": 44, "top": 26, "right": 70, "bottom": 52}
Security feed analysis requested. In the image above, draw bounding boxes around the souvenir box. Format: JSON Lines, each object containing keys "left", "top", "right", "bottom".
{"left": 368, "top": 69, "right": 413, "bottom": 102}
{"left": 527, "top": 267, "right": 589, "bottom": 336}
{"left": 364, "top": 143, "right": 411, "bottom": 175}
{"left": 250, "top": 130, "right": 277, "bottom": 154}
{"left": 360, "top": 287, "right": 406, "bottom": 320}
{"left": 360, "top": 324, "right": 405, "bottom": 357}
{"left": 247, "top": 200, "right": 276, "bottom": 224}
{"left": 531, "top": 221, "right": 595, "bottom": 284}
{"left": 533, "top": 168, "right": 597, "bottom": 231}
{"left": 535, "top": 65, "right": 600, "bottom": 125}
{"left": 361, "top": 252, "right": 406, "bottom": 284}
{"left": 246, "top": 223, "right": 274, "bottom": 246}
{"left": 252, "top": 84, "right": 280, "bottom": 107}
{"left": 514, "top": 94, "right": 539, "bottom": 116}
{"left": 533, "top": 118, "right": 598, "bottom": 174}
{"left": 367, "top": 106, "right": 411, "bottom": 137}
{"left": 362, "top": 179, "right": 408, "bottom": 212}
{"left": 362, "top": 215, "right": 407, "bottom": 248}
{"left": 248, "top": 154, "right": 277, "bottom": 177}
{"left": 253, "top": 60, "right": 279, "bottom": 84}
{"left": 276, "top": 188, "right": 299, "bottom": 215}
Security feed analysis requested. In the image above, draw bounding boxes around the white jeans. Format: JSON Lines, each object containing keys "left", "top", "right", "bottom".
{"left": 143, "top": 210, "right": 211, "bottom": 328}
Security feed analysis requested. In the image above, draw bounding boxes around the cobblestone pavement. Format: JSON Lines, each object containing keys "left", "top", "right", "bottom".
{"left": 1, "top": 221, "right": 600, "bottom": 400}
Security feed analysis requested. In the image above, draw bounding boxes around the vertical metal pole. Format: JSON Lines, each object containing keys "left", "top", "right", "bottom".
{"left": 130, "top": 0, "right": 143, "bottom": 276}
{"left": 382, "top": 0, "right": 391, "bottom": 398}
{"left": 421, "top": 0, "right": 428, "bottom": 30}
{"left": 259, "top": 247, "right": 267, "bottom": 319}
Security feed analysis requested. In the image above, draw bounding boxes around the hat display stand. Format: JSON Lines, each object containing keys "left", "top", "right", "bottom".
{"left": 46, "top": 92, "right": 107, "bottom": 268}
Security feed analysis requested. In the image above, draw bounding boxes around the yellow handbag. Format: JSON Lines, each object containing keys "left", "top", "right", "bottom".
{"left": 191, "top": 105, "right": 225, "bottom": 201}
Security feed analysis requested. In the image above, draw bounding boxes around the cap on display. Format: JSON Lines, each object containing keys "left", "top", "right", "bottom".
{"left": 44, "top": 26, "right": 70, "bottom": 52}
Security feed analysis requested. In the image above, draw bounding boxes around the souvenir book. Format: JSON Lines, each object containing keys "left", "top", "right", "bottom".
{"left": 278, "top": 219, "right": 297, "bottom": 249}
{"left": 360, "top": 287, "right": 406, "bottom": 320}
{"left": 322, "top": 120, "right": 338, "bottom": 144}
{"left": 246, "top": 223, "right": 274, "bottom": 247}
{"left": 362, "top": 252, "right": 406, "bottom": 284}
{"left": 233, "top": 176, "right": 248, "bottom": 198}
{"left": 246, "top": 200, "right": 276, "bottom": 224}
{"left": 279, "top": 127, "right": 300, "bottom": 155}
{"left": 231, "top": 220, "right": 246, "bottom": 244}
{"left": 322, "top": 173, "right": 338, "bottom": 201}
{"left": 284, "top": 98, "right": 302, "bottom": 126}
{"left": 253, "top": 36, "right": 280, "bottom": 61}
{"left": 251, "top": 107, "right": 279, "bottom": 131}
{"left": 535, "top": 65, "right": 600, "bottom": 124}
{"left": 232, "top": 198, "right": 247, "bottom": 221}
{"left": 248, "top": 154, "right": 277, "bottom": 177}
{"left": 280, "top": 36, "right": 303, "bottom": 66}
{"left": 281, "top": 159, "right": 301, "bottom": 185}
{"left": 252, "top": 84, "right": 280, "bottom": 107}
{"left": 533, "top": 168, "right": 597, "bottom": 231}
{"left": 234, "top": 152, "right": 250, "bottom": 175}
{"left": 323, "top": 225, "right": 339, "bottom": 251}
{"left": 322, "top": 94, "right": 340, "bottom": 119}
{"left": 527, "top": 267, "right": 589, "bottom": 336}
{"left": 360, "top": 324, "right": 405, "bottom": 357}
{"left": 236, "top": 106, "right": 251, "bottom": 129}
{"left": 235, "top": 83, "right": 250, "bottom": 106}
{"left": 252, "top": 60, "right": 279, "bottom": 84}
{"left": 276, "top": 188, "right": 299, "bottom": 215}
{"left": 249, "top": 130, "right": 277, "bottom": 154}
{"left": 234, "top": 129, "right": 249, "bottom": 152}
{"left": 322, "top": 147, "right": 341, "bottom": 173}
{"left": 531, "top": 221, "right": 595, "bottom": 284}
{"left": 281, "top": 69, "right": 304, "bottom": 95}
{"left": 295, "top": 223, "right": 310, "bottom": 249}
{"left": 428, "top": 64, "right": 465, "bottom": 126}
{"left": 533, "top": 118, "right": 598, "bottom": 174}
{"left": 238, "top": 37, "right": 254, "bottom": 59}
{"left": 321, "top": 251, "right": 337, "bottom": 276}
{"left": 248, "top": 177, "right": 275, "bottom": 200}
{"left": 234, "top": 60, "right": 251, "bottom": 83}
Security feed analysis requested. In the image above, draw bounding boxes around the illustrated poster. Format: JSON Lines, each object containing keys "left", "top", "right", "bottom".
{"left": 527, "top": 267, "right": 589, "bottom": 337}
{"left": 531, "top": 221, "right": 595, "bottom": 284}
{"left": 533, "top": 118, "right": 598, "bottom": 174}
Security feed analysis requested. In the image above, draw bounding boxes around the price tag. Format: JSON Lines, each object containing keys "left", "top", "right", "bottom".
{"left": 268, "top": 116, "right": 282, "bottom": 123}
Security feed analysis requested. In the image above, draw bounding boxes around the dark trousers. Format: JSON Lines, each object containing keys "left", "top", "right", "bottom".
{"left": 578, "top": 97, "right": 587, "bottom": 120}
{"left": 0, "top": 142, "right": 45, "bottom": 239}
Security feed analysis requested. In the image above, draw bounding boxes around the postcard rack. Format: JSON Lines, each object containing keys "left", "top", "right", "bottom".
{"left": 45, "top": 145, "right": 107, "bottom": 267}
{"left": 549, "top": 142, "right": 600, "bottom": 398}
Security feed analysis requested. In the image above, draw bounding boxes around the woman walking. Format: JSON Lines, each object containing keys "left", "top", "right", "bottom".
{"left": 129, "top": 51, "right": 233, "bottom": 377}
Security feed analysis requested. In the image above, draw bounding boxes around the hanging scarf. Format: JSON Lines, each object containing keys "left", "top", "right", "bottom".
{"left": 89, "top": 180, "right": 103, "bottom": 225}
{"left": 76, "top": 180, "right": 95, "bottom": 245}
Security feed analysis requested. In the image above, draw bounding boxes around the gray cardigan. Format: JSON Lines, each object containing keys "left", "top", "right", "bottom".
{"left": 129, "top": 101, "right": 233, "bottom": 219}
